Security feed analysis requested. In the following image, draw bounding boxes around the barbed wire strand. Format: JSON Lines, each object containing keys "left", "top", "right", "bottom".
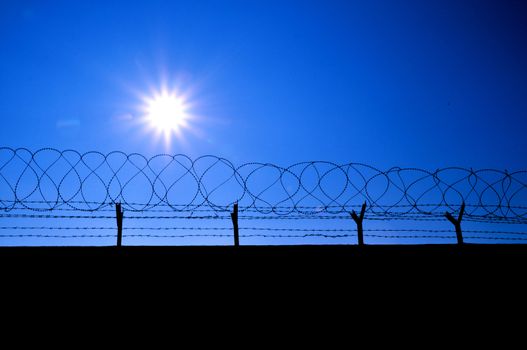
{"left": 1, "top": 226, "right": 526, "bottom": 236}
{"left": 2, "top": 233, "right": 526, "bottom": 241}
{"left": 1, "top": 148, "right": 526, "bottom": 244}
{"left": 1, "top": 147, "right": 526, "bottom": 218}
{"left": 2, "top": 212, "right": 526, "bottom": 225}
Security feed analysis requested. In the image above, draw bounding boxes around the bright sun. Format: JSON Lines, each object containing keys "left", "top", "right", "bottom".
{"left": 145, "top": 92, "right": 188, "bottom": 132}
{"left": 140, "top": 89, "right": 193, "bottom": 146}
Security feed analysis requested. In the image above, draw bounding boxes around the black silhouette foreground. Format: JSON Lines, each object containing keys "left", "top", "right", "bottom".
{"left": 2, "top": 244, "right": 525, "bottom": 272}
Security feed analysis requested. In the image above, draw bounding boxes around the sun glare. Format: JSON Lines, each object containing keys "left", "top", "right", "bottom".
{"left": 146, "top": 93, "right": 187, "bottom": 131}
{"left": 141, "top": 89, "right": 192, "bottom": 146}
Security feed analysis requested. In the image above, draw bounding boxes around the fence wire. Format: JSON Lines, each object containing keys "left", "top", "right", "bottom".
{"left": 0, "top": 148, "right": 526, "bottom": 244}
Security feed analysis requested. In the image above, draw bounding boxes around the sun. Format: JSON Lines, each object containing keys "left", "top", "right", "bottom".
{"left": 145, "top": 92, "right": 188, "bottom": 132}
{"left": 141, "top": 89, "right": 192, "bottom": 146}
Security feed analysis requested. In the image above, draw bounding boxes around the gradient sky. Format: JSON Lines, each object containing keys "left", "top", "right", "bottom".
{"left": 0, "top": 1, "right": 526, "bottom": 246}
{"left": 1, "top": 0, "right": 526, "bottom": 169}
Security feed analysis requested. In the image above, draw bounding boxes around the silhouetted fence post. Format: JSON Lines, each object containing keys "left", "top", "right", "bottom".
{"left": 115, "top": 202, "right": 123, "bottom": 247}
{"left": 445, "top": 202, "right": 465, "bottom": 245}
{"left": 350, "top": 202, "right": 367, "bottom": 246}
{"left": 231, "top": 203, "right": 239, "bottom": 247}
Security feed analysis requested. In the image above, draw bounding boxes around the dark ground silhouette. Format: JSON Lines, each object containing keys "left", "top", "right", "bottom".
{"left": 2, "top": 244, "right": 525, "bottom": 278}
{"left": 2, "top": 244, "right": 525, "bottom": 308}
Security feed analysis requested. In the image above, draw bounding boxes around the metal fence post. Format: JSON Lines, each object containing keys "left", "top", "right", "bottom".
{"left": 231, "top": 203, "right": 239, "bottom": 247}
{"left": 350, "top": 202, "right": 367, "bottom": 246}
{"left": 445, "top": 202, "right": 465, "bottom": 245}
{"left": 115, "top": 202, "right": 123, "bottom": 247}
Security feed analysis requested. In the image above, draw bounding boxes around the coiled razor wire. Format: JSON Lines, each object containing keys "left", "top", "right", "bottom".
{"left": 0, "top": 147, "right": 526, "bottom": 221}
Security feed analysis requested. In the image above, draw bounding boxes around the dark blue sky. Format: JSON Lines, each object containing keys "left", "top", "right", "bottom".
{"left": 1, "top": 0, "right": 526, "bottom": 168}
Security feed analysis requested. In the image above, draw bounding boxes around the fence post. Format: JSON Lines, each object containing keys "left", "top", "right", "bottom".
{"left": 115, "top": 202, "right": 123, "bottom": 247}
{"left": 350, "top": 202, "right": 367, "bottom": 246}
{"left": 445, "top": 202, "right": 465, "bottom": 245}
{"left": 231, "top": 202, "right": 239, "bottom": 247}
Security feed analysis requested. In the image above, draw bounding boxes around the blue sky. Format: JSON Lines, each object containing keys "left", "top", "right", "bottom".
{"left": 1, "top": 0, "right": 526, "bottom": 168}
{"left": 0, "top": 1, "right": 526, "bottom": 245}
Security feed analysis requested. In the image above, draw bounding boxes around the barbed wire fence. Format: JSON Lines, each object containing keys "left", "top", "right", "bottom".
{"left": 0, "top": 147, "right": 526, "bottom": 246}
